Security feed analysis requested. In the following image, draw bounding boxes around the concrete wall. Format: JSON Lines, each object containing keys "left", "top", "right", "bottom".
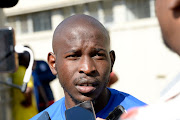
{"left": 110, "top": 18, "right": 180, "bottom": 103}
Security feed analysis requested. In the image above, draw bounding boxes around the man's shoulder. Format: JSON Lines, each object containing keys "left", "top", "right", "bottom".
{"left": 96, "top": 88, "right": 146, "bottom": 118}
{"left": 108, "top": 88, "right": 147, "bottom": 110}
{"left": 35, "top": 60, "right": 50, "bottom": 72}
{"left": 108, "top": 88, "right": 130, "bottom": 97}
{"left": 36, "top": 60, "right": 48, "bottom": 67}
{"left": 30, "top": 97, "right": 66, "bottom": 120}
{"left": 36, "top": 60, "right": 47, "bottom": 64}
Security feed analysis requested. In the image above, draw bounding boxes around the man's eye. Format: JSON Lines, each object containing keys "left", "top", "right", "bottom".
{"left": 66, "top": 55, "right": 77, "bottom": 58}
{"left": 96, "top": 53, "right": 105, "bottom": 56}
{"left": 66, "top": 54, "right": 79, "bottom": 60}
{"left": 94, "top": 53, "right": 106, "bottom": 59}
{"left": 67, "top": 55, "right": 76, "bottom": 58}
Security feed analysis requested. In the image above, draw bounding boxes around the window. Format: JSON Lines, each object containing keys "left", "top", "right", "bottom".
{"left": 88, "top": 2, "right": 99, "bottom": 20}
{"left": 7, "top": 17, "right": 16, "bottom": 31}
{"left": 32, "top": 11, "right": 52, "bottom": 32}
{"left": 63, "top": 7, "right": 75, "bottom": 19}
{"left": 75, "top": 4, "right": 84, "bottom": 14}
{"left": 125, "top": 0, "right": 150, "bottom": 21}
{"left": 103, "top": 1, "right": 113, "bottom": 23}
{"left": 19, "top": 15, "right": 28, "bottom": 33}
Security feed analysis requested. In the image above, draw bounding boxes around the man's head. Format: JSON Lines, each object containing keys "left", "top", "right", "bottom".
{"left": 18, "top": 51, "right": 30, "bottom": 68}
{"left": 155, "top": 0, "right": 180, "bottom": 55}
{"left": 48, "top": 14, "right": 115, "bottom": 108}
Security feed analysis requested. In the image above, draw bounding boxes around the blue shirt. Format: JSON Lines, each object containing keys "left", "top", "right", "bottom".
{"left": 30, "top": 88, "right": 146, "bottom": 120}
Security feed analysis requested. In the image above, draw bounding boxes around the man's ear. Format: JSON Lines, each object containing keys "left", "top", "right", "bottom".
{"left": 47, "top": 52, "right": 57, "bottom": 75}
{"left": 109, "top": 50, "right": 115, "bottom": 72}
{"left": 169, "top": 0, "right": 180, "bottom": 9}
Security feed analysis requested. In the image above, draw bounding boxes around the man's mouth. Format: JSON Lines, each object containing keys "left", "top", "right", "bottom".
{"left": 74, "top": 77, "right": 99, "bottom": 94}
{"left": 76, "top": 85, "right": 96, "bottom": 93}
{"left": 76, "top": 82, "right": 98, "bottom": 94}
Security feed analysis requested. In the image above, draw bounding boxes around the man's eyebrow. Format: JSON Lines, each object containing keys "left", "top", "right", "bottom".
{"left": 64, "top": 48, "right": 107, "bottom": 54}
{"left": 64, "top": 49, "right": 77, "bottom": 54}
{"left": 95, "top": 48, "right": 106, "bottom": 52}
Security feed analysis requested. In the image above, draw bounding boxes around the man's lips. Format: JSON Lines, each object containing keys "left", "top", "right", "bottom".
{"left": 75, "top": 78, "right": 99, "bottom": 94}
{"left": 76, "top": 84, "right": 96, "bottom": 93}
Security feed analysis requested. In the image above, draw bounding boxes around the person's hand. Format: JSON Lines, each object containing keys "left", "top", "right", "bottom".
{"left": 21, "top": 87, "right": 32, "bottom": 107}
{"left": 21, "top": 99, "right": 32, "bottom": 107}
{"left": 96, "top": 117, "right": 105, "bottom": 120}
{"left": 120, "top": 107, "right": 139, "bottom": 120}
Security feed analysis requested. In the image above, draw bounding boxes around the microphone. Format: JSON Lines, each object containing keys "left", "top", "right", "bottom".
{"left": 106, "top": 105, "right": 126, "bottom": 120}
{"left": 15, "top": 45, "right": 34, "bottom": 93}
{"left": 37, "top": 111, "right": 51, "bottom": 120}
{"left": 0, "top": 0, "right": 19, "bottom": 8}
{"left": 65, "top": 101, "right": 96, "bottom": 120}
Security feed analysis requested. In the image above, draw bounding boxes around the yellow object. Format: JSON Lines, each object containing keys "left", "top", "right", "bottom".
{"left": 11, "top": 66, "right": 38, "bottom": 120}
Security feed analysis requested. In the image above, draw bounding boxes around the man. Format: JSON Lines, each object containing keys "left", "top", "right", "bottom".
{"left": 30, "top": 14, "right": 146, "bottom": 120}
{"left": 118, "top": 0, "right": 180, "bottom": 119}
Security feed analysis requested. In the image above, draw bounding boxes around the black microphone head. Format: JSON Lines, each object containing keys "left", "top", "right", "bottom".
{"left": 0, "top": 0, "right": 19, "bottom": 8}
{"left": 37, "top": 111, "right": 51, "bottom": 120}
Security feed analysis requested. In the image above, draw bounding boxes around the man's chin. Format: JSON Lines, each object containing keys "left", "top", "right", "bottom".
{"left": 64, "top": 88, "right": 97, "bottom": 105}
{"left": 75, "top": 96, "right": 94, "bottom": 103}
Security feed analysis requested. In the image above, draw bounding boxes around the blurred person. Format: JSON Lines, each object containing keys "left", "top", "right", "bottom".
{"left": 32, "top": 60, "right": 56, "bottom": 112}
{"left": 118, "top": 0, "right": 180, "bottom": 119}
{"left": 30, "top": 14, "right": 146, "bottom": 120}
{"left": 24, "top": 45, "right": 56, "bottom": 112}
{"left": 11, "top": 52, "right": 38, "bottom": 120}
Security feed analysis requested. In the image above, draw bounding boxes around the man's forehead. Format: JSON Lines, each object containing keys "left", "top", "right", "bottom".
{"left": 53, "top": 14, "right": 110, "bottom": 53}
{"left": 54, "top": 15, "right": 107, "bottom": 36}
{"left": 63, "top": 42, "right": 108, "bottom": 53}
{"left": 53, "top": 29, "right": 109, "bottom": 53}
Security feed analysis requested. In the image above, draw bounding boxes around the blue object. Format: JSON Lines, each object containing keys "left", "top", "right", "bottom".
{"left": 30, "top": 88, "right": 147, "bottom": 120}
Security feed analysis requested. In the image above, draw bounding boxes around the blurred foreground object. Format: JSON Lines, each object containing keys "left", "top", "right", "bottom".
{"left": 0, "top": 44, "right": 34, "bottom": 92}
{"left": 0, "top": 27, "right": 17, "bottom": 73}
{"left": 0, "top": 0, "right": 18, "bottom": 8}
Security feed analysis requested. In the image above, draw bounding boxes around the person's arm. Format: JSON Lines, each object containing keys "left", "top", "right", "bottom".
{"left": 38, "top": 86, "right": 49, "bottom": 107}
{"left": 21, "top": 76, "right": 35, "bottom": 107}
{"left": 33, "top": 71, "right": 50, "bottom": 108}
{"left": 21, "top": 86, "right": 33, "bottom": 107}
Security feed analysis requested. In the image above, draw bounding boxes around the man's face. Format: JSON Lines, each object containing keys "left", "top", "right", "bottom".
{"left": 51, "top": 24, "right": 114, "bottom": 104}
{"left": 156, "top": 0, "right": 180, "bottom": 55}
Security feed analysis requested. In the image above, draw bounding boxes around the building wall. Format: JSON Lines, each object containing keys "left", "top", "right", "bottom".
{"left": 110, "top": 18, "right": 180, "bottom": 103}
{"left": 3, "top": 0, "right": 180, "bottom": 104}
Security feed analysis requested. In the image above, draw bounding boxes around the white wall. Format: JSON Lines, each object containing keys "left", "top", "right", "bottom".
{"left": 110, "top": 18, "right": 180, "bottom": 104}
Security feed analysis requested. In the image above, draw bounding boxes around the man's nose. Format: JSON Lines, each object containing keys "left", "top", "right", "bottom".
{"left": 78, "top": 56, "right": 96, "bottom": 75}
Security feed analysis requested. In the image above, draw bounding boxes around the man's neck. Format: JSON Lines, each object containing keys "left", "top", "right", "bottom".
{"left": 93, "top": 88, "right": 111, "bottom": 113}
{"left": 64, "top": 88, "right": 111, "bottom": 113}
